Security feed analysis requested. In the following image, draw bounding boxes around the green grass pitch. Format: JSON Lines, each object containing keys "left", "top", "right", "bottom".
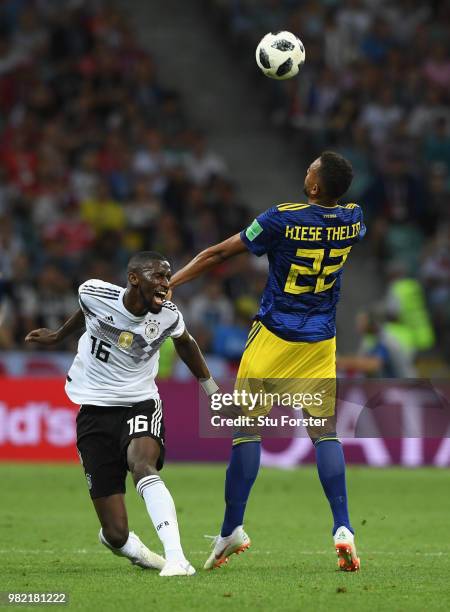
{"left": 1, "top": 464, "right": 450, "bottom": 611}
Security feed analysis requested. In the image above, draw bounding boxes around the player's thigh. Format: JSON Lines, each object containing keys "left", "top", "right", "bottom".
{"left": 76, "top": 407, "right": 128, "bottom": 499}
{"left": 122, "top": 399, "right": 166, "bottom": 475}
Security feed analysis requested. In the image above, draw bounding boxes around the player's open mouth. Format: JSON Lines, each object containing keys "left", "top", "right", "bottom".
{"left": 153, "top": 290, "right": 167, "bottom": 306}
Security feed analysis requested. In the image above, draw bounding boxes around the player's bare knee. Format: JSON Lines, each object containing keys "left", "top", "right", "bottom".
{"left": 127, "top": 437, "right": 160, "bottom": 484}
{"left": 130, "top": 460, "right": 158, "bottom": 485}
{"left": 304, "top": 411, "right": 336, "bottom": 442}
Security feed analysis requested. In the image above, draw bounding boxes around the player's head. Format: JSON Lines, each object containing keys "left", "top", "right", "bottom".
{"left": 304, "top": 151, "right": 353, "bottom": 204}
{"left": 127, "top": 251, "right": 171, "bottom": 314}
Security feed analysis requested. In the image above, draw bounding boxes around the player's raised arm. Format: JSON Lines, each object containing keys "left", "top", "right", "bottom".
{"left": 172, "top": 328, "right": 219, "bottom": 396}
{"left": 25, "top": 308, "right": 85, "bottom": 346}
{"left": 170, "top": 233, "right": 247, "bottom": 288}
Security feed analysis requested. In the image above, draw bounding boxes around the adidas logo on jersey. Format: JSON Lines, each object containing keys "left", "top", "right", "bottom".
{"left": 104, "top": 315, "right": 115, "bottom": 323}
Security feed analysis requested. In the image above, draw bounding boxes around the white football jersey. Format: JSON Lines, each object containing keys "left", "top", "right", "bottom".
{"left": 65, "top": 279, "right": 185, "bottom": 406}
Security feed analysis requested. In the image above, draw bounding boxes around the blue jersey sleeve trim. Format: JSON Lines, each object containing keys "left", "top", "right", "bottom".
{"left": 240, "top": 228, "right": 266, "bottom": 256}
{"left": 240, "top": 206, "right": 281, "bottom": 257}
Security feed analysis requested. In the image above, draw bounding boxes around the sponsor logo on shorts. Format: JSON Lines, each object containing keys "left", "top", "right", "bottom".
{"left": 86, "top": 473, "right": 92, "bottom": 489}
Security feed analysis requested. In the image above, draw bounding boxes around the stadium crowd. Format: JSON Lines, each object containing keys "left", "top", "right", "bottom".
{"left": 208, "top": 0, "right": 450, "bottom": 364}
{"left": 0, "top": 0, "right": 449, "bottom": 374}
{"left": 0, "top": 0, "right": 268, "bottom": 366}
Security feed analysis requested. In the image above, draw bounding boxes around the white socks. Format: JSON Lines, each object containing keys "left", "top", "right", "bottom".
{"left": 99, "top": 529, "right": 166, "bottom": 570}
{"left": 99, "top": 529, "right": 140, "bottom": 558}
{"left": 136, "top": 475, "right": 186, "bottom": 563}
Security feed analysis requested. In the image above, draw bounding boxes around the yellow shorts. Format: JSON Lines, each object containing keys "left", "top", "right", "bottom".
{"left": 235, "top": 321, "right": 336, "bottom": 418}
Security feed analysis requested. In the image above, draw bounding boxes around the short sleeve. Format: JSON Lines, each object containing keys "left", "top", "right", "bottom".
{"left": 78, "top": 279, "right": 100, "bottom": 315}
{"left": 169, "top": 308, "right": 186, "bottom": 338}
{"left": 78, "top": 279, "right": 121, "bottom": 316}
{"left": 356, "top": 206, "right": 366, "bottom": 241}
{"left": 240, "top": 206, "right": 281, "bottom": 257}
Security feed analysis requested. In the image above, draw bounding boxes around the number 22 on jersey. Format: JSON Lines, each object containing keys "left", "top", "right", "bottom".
{"left": 284, "top": 246, "right": 352, "bottom": 295}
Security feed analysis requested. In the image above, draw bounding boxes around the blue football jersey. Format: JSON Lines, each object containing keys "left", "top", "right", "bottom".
{"left": 240, "top": 202, "right": 366, "bottom": 342}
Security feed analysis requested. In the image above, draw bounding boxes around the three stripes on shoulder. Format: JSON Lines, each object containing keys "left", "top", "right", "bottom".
{"left": 277, "top": 203, "right": 310, "bottom": 211}
{"left": 276, "top": 202, "right": 359, "bottom": 211}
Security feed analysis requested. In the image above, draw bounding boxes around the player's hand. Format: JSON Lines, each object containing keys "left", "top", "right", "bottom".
{"left": 165, "top": 287, "right": 173, "bottom": 301}
{"left": 25, "top": 328, "right": 60, "bottom": 345}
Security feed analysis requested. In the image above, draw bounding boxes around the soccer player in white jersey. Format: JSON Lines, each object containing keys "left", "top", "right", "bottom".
{"left": 25, "top": 251, "right": 219, "bottom": 577}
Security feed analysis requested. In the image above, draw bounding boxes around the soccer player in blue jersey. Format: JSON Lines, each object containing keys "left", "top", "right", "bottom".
{"left": 171, "top": 151, "right": 365, "bottom": 572}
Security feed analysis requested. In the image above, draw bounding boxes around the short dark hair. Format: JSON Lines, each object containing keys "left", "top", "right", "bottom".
{"left": 318, "top": 151, "right": 353, "bottom": 199}
{"left": 127, "top": 251, "right": 168, "bottom": 272}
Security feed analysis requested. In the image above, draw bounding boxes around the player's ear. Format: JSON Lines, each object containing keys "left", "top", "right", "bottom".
{"left": 311, "top": 182, "right": 320, "bottom": 196}
{"left": 128, "top": 271, "right": 139, "bottom": 287}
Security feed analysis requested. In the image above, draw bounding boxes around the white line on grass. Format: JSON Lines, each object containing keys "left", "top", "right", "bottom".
{"left": 0, "top": 550, "right": 449, "bottom": 556}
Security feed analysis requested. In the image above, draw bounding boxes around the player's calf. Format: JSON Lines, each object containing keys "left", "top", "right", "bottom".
{"left": 135, "top": 473, "right": 195, "bottom": 576}
{"left": 128, "top": 436, "right": 195, "bottom": 576}
{"left": 101, "top": 522, "right": 129, "bottom": 549}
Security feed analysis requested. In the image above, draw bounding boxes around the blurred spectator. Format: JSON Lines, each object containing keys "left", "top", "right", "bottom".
{"left": 184, "top": 131, "right": 227, "bottom": 186}
{"left": 80, "top": 180, "right": 125, "bottom": 235}
{"left": 421, "top": 226, "right": 450, "bottom": 359}
{"left": 212, "top": 311, "right": 251, "bottom": 361}
{"left": 423, "top": 118, "right": 450, "bottom": 168}
{"left": 124, "top": 178, "right": 161, "bottom": 245}
{"left": 0, "top": 215, "right": 23, "bottom": 282}
{"left": 337, "top": 309, "right": 417, "bottom": 378}
{"left": 132, "top": 128, "right": 168, "bottom": 194}
{"left": 70, "top": 150, "right": 100, "bottom": 202}
{"left": 383, "top": 262, "right": 435, "bottom": 354}
{"left": 408, "top": 89, "right": 449, "bottom": 138}
{"left": 423, "top": 42, "right": 450, "bottom": 90}
{"left": 360, "top": 18, "right": 393, "bottom": 65}
{"left": 187, "top": 280, "right": 234, "bottom": 332}
{"left": 359, "top": 88, "right": 403, "bottom": 146}
{"left": 26, "top": 264, "right": 78, "bottom": 344}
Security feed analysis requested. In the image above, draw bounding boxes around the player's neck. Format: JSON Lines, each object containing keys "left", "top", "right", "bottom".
{"left": 308, "top": 197, "right": 338, "bottom": 208}
{"left": 123, "top": 288, "right": 148, "bottom": 317}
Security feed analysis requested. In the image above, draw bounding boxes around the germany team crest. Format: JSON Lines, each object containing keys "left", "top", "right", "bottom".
{"left": 145, "top": 321, "right": 159, "bottom": 340}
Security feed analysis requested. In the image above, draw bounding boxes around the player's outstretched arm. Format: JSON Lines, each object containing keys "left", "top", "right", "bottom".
{"left": 25, "top": 308, "right": 85, "bottom": 346}
{"left": 172, "top": 328, "right": 211, "bottom": 379}
{"left": 170, "top": 233, "right": 247, "bottom": 288}
{"left": 172, "top": 328, "right": 219, "bottom": 396}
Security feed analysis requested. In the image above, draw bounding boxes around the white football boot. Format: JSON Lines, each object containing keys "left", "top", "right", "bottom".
{"left": 99, "top": 530, "right": 165, "bottom": 570}
{"left": 333, "top": 526, "right": 360, "bottom": 571}
{"left": 159, "top": 559, "right": 196, "bottom": 577}
{"left": 204, "top": 525, "right": 251, "bottom": 570}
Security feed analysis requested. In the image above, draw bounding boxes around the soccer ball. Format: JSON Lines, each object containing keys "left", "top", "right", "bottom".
{"left": 256, "top": 31, "right": 305, "bottom": 80}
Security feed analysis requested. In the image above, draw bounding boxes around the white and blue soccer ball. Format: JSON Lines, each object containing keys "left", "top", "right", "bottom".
{"left": 256, "top": 31, "right": 305, "bottom": 80}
